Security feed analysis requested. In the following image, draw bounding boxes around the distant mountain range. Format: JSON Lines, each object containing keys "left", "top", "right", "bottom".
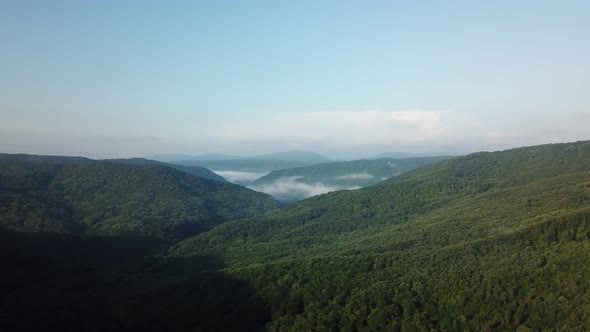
{"left": 250, "top": 156, "right": 452, "bottom": 202}
{"left": 371, "top": 151, "right": 457, "bottom": 159}
{"left": 172, "top": 158, "right": 312, "bottom": 173}
{"left": 151, "top": 150, "right": 330, "bottom": 163}
{"left": 150, "top": 153, "right": 243, "bottom": 162}
{"left": 252, "top": 150, "right": 330, "bottom": 163}
{"left": 151, "top": 150, "right": 331, "bottom": 176}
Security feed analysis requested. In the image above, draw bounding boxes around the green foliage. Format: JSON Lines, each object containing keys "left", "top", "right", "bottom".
{"left": 2, "top": 141, "right": 590, "bottom": 330}
{"left": 0, "top": 161, "right": 278, "bottom": 238}
{"left": 172, "top": 141, "right": 590, "bottom": 331}
{"left": 0, "top": 152, "right": 226, "bottom": 181}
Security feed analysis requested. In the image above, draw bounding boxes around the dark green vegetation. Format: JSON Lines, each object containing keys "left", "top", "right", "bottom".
{"left": 251, "top": 156, "right": 451, "bottom": 202}
{"left": 0, "top": 153, "right": 226, "bottom": 181}
{"left": 0, "top": 160, "right": 278, "bottom": 238}
{"left": 2, "top": 141, "right": 590, "bottom": 331}
{"left": 0, "top": 229, "right": 269, "bottom": 331}
{"left": 105, "top": 157, "right": 226, "bottom": 182}
{"left": 172, "top": 141, "right": 590, "bottom": 331}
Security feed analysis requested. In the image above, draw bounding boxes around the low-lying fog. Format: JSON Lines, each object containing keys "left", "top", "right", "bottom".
{"left": 214, "top": 170, "right": 368, "bottom": 203}
{"left": 212, "top": 171, "right": 269, "bottom": 185}
{"left": 249, "top": 176, "right": 360, "bottom": 203}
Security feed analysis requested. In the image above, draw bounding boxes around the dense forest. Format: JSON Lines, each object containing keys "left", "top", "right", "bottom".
{"left": 0, "top": 153, "right": 226, "bottom": 181}
{"left": 0, "top": 229, "right": 271, "bottom": 331}
{"left": 0, "top": 160, "right": 278, "bottom": 238}
{"left": 173, "top": 141, "right": 590, "bottom": 331}
{"left": 1, "top": 141, "right": 589, "bottom": 331}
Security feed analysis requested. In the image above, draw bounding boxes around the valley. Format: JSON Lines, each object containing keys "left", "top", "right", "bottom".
{"left": 1, "top": 141, "right": 589, "bottom": 330}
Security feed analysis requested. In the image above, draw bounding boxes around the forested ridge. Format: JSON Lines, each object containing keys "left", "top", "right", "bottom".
{"left": 0, "top": 161, "right": 278, "bottom": 238}
{"left": 0, "top": 229, "right": 271, "bottom": 331}
{"left": 171, "top": 141, "right": 590, "bottom": 331}
{"left": 0, "top": 153, "right": 226, "bottom": 181}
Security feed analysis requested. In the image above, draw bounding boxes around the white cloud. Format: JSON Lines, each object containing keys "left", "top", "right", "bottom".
{"left": 333, "top": 172, "right": 375, "bottom": 180}
{"left": 213, "top": 171, "right": 268, "bottom": 183}
{"left": 250, "top": 176, "right": 359, "bottom": 202}
{"left": 203, "top": 109, "right": 590, "bottom": 157}
{"left": 250, "top": 177, "right": 334, "bottom": 200}
{"left": 207, "top": 110, "right": 450, "bottom": 149}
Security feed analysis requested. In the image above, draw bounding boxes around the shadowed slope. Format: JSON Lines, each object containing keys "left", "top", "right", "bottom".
{"left": 0, "top": 229, "right": 270, "bottom": 332}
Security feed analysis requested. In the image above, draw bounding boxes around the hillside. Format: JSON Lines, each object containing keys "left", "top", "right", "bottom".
{"left": 0, "top": 153, "right": 225, "bottom": 181}
{"left": 0, "top": 230, "right": 270, "bottom": 331}
{"left": 0, "top": 161, "right": 278, "bottom": 238}
{"left": 250, "top": 156, "right": 451, "bottom": 202}
{"left": 171, "top": 141, "right": 590, "bottom": 331}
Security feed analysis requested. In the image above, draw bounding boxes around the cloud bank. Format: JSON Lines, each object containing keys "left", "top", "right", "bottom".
{"left": 250, "top": 176, "right": 359, "bottom": 202}
{"left": 333, "top": 172, "right": 375, "bottom": 180}
{"left": 3, "top": 109, "right": 588, "bottom": 159}
{"left": 208, "top": 110, "right": 450, "bottom": 150}
{"left": 204, "top": 110, "right": 590, "bottom": 158}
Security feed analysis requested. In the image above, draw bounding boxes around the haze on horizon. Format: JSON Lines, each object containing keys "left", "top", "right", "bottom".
{"left": 1, "top": 1, "right": 589, "bottom": 159}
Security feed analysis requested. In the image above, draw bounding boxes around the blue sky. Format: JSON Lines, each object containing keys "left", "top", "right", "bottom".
{"left": 1, "top": 0, "right": 589, "bottom": 158}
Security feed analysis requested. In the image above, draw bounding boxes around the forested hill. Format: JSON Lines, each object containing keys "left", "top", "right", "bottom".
{"left": 104, "top": 157, "right": 226, "bottom": 181}
{"left": 172, "top": 141, "right": 590, "bottom": 330}
{"left": 0, "top": 161, "right": 279, "bottom": 238}
{"left": 250, "top": 156, "right": 451, "bottom": 202}
{"left": 0, "top": 153, "right": 225, "bottom": 181}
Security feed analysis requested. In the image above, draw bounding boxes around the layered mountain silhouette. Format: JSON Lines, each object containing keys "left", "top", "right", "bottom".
{"left": 1, "top": 141, "right": 590, "bottom": 330}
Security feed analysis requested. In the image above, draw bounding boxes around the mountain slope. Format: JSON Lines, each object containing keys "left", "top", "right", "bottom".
{"left": 250, "top": 156, "right": 451, "bottom": 202}
{"left": 0, "top": 153, "right": 95, "bottom": 164}
{"left": 104, "top": 157, "right": 226, "bottom": 181}
{"left": 171, "top": 141, "right": 590, "bottom": 331}
{"left": 0, "top": 153, "right": 225, "bottom": 181}
{"left": 0, "top": 161, "right": 278, "bottom": 238}
{"left": 0, "top": 230, "right": 270, "bottom": 332}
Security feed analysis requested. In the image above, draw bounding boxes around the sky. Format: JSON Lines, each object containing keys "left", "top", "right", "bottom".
{"left": 1, "top": 0, "right": 589, "bottom": 159}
